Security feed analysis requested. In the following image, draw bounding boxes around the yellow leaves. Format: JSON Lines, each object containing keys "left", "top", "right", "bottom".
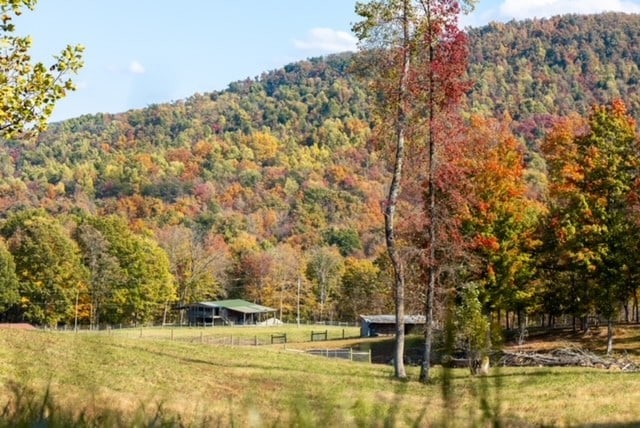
{"left": 325, "top": 165, "right": 352, "bottom": 188}
{"left": 193, "top": 140, "right": 215, "bottom": 158}
{"left": 135, "top": 154, "right": 158, "bottom": 175}
{"left": 19, "top": 296, "right": 29, "bottom": 308}
{"left": 560, "top": 163, "right": 584, "bottom": 185}
{"left": 247, "top": 131, "right": 280, "bottom": 163}
{"left": 230, "top": 231, "right": 259, "bottom": 256}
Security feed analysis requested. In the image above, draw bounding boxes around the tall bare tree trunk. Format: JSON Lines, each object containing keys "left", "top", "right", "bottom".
{"left": 385, "top": 0, "right": 412, "bottom": 380}
{"left": 420, "top": 0, "right": 436, "bottom": 384}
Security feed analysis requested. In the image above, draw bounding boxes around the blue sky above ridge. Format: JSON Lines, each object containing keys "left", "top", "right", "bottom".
{"left": 12, "top": 0, "right": 640, "bottom": 122}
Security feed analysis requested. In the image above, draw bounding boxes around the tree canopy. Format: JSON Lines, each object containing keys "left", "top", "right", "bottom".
{"left": 0, "top": 0, "right": 83, "bottom": 139}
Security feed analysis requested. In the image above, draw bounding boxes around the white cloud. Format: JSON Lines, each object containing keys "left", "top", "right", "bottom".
{"left": 499, "top": 0, "right": 640, "bottom": 20}
{"left": 128, "top": 60, "right": 146, "bottom": 75}
{"left": 293, "top": 28, "right": 358, "bottom": 53}
{"left": 107, "top": 60, "right": 147, "bottom": 75}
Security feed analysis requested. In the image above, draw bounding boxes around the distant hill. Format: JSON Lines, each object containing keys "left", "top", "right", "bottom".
{"left": 3, "top": 12, "right": 640, "bottom": 250}
{"left": 466, "top": 12, "right": 640, "bottom": 144}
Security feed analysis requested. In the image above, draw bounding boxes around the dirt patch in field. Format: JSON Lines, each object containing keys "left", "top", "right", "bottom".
{"left": 504, "top": 325, "right": 640, "bottom": 356}
{"left": 0, "top": 323, "right": 37, "bottom": 330}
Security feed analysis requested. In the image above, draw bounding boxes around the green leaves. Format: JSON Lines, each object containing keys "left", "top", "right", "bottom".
{"left": 0, "top": 0, "right": 83, "bottom": 140}
{"left": 541, "top": 100, "right": 640, "bottom": 323}
{"left": 1, "top": 210, "right": 87, "bottom": 326}
{"left": 85, "top": 216, "right": 176, "bottom": 324}
{"left": 0, "top": 237, "right": 19, "bottom": 314}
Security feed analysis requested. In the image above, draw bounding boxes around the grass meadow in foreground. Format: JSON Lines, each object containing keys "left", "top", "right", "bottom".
{"left": 1, "top": 328, "right": 640, "bottom": 426}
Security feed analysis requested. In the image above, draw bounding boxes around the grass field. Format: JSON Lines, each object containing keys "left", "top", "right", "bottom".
{"left": 1, "top": 325, "right": 640, "bottom": 426}
{"left": 101, "top": 323, "right": 362, "bottom": 346}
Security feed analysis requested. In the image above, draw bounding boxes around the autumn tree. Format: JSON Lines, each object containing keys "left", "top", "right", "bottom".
{"left": 84, "top": 216, "right": 176, "bottom": 325}
{"left": 269, "top": 243, "right": 305, "bottom": 322}
{"left": 0, "top": 0, "right": 83, "bottom": 139}
{"left": 337, "top": 257, "right": 391, "bottom": 321}
{"left": 353, "top": 0, "right": 475, "bottom": 382}
{"left": 155, "top": 225, "right": 231, "bottom": 322}
{"left": 1, "top": 210, "right": 87, "bottom": 327}
{"left": 541, "top": 100, "right": 640, "bottom": 353}
{"left": 0, "top": 238, "right": 19, "bottom": 320}
{"left": 461, "top": 115, "right": 544, "bottom": 334}
{"left": 239, "top": 249, "right": 275, "bottom": 306}
{"left": 74, "top": 221, "right": 124, "bottom": 328}
{"left": 305, "top": 246, "right": 344, "bottom": 321}
{"left": 229, "top": 243, "right": 303, "bottom": 321}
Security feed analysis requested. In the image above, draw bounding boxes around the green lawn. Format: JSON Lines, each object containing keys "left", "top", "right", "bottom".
{"left": 1, "top": 328, "right": 639, "bottom": 427}
{"left": 99, "top": 323, "right": 361, "bottom": 346}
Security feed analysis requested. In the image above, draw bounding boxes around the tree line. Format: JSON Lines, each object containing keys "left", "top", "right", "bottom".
{"left": 3, "top": 1, "right": 640, "bottom": 379}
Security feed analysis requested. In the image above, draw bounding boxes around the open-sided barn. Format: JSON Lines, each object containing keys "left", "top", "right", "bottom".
{"left": 179, "top": 299, "right": 276, "bottom": 326}
{"left": 360, "top": 315, "right": 426, "bottom": 337}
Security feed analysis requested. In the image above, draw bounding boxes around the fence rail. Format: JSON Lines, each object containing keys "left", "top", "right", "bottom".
{"left": 310, "top": 330, "right": 328, "bottom": 341}
{"left": 305, "top": 348, "right": 372, "bottom": 363}
{"left": 54, "top": 324, "right": 361, "bottom": 347}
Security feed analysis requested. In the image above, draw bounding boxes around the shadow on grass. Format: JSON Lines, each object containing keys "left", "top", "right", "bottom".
{"left": 87, "top": 336, "right": 394, "bottom": 383}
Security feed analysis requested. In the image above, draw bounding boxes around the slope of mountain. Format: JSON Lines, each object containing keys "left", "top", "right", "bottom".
{"left": 3, "top": 12, "right": 640, "bottom": 250}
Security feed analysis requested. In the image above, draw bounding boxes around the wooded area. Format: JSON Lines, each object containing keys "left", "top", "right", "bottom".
{"left": 2, "top": 3, "right": 640, "bottom": 374}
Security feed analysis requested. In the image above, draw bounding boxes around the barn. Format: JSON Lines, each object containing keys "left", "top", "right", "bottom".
{"left": 180, "top": 299, "right": 276, "bottom": 326}
{"left": 360, "top": 315, "right": 426, "bottom": 337}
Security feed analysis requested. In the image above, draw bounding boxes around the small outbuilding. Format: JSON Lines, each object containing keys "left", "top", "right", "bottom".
{"left": 360, "top": 315, "right": 426, "bottom": 337}
{"left": 180, "top": 299, "right": 276, "bottom": 326}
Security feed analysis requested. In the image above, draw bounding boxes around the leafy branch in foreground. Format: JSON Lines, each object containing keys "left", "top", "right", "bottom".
{"left": 0, "top": 0, "right": 84, "bottom": 140}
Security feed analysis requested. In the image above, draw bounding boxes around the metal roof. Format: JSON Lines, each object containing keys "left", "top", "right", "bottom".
{"left": 195, "top": 299, "right": 276, "bottom": 314}
{"left": 360, "top": 315, "right": 426, "bottom": 324}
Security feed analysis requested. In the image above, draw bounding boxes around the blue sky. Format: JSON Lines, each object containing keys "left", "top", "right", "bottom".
{"left": 13, "top": 0, "right": 640, "bottom": 122}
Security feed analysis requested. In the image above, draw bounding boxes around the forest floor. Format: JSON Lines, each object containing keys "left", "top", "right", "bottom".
{"left": 504, "top": 324, "right": 640, "bottom": 355}
{"left": 282, "top": 324, "right": 640, "bottom": 365}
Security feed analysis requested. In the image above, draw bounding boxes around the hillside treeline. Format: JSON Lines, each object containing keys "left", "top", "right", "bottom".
{"left": 1, "top": 13, "right": 640, "bottom": 329}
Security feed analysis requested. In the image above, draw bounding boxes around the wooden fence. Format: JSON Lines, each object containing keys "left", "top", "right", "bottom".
{"left": 305, "top": 348, "right": 372, "bottom": 363}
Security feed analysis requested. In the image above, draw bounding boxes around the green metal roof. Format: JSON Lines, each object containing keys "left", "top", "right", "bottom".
{"left": 200, "top": 299, "right": 276, "bottom": 314}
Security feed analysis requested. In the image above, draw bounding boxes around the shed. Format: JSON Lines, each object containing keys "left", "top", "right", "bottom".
{"left": 360, "top": 315, "right": 426, "bottom": 337}
{"left": 180, "top": 299, "right": 276, "bottom": 326}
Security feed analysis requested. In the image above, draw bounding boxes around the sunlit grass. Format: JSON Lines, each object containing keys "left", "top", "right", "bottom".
{"left": 1, "top": 328, "right": 640, "bottom": 426}
{"left": 94, "top": 323, "right": 361, "bottom": 346}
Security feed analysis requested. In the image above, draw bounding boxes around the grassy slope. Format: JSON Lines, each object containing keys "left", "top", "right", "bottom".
{"left": 1, "top": 328, "right": 640, "bottom": 426}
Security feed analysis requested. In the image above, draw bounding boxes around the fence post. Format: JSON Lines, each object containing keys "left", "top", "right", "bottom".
{"left": 139, "top": 328, "right": 143, "bottom": 338}
{"left": 254, "top": 335, "right": 258, "bottom": 346}
{"left": 369, "top": 349, "right": 372, "bottom": 364}
{"left": 171, "top": 328, "right": 174, "bottom": 341}
{"left": 350, "top": 348, "right": 353, "bottom": 361}
{"left": 342, "top": 329, "right": 345, "bottom": 339}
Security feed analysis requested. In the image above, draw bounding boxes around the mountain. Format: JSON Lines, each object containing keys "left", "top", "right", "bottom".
{"left": 2, "top": 11, "right": 640, "bottom": 324}
{"left": 4, "top": 13, "right": 640, "bottom": 241}
{"left": 0, "top": 54, "right": 389, "bottom": 272}
{"left": 466, "top": 12, "right": 640, "bottom": 145}
{"left": 0, "top": 12, "right": 637, "bottom": 275}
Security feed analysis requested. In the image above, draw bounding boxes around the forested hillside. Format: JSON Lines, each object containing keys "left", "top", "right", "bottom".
{"left": 467, "top": 12, "right": 640, "bottom": 144}
{"left": 2, "top": 13, "right": 640, "bottom": 329}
